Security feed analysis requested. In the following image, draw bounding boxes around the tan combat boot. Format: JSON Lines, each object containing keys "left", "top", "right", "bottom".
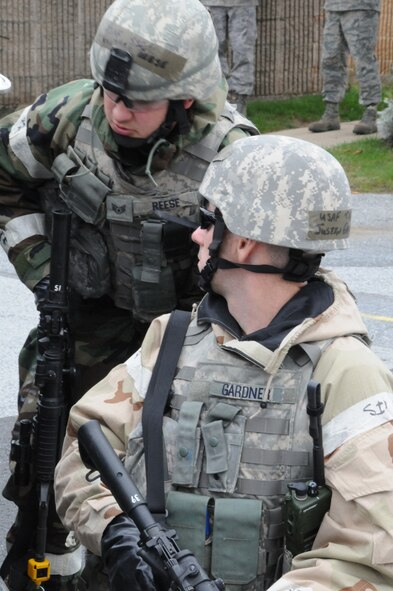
{"left": 353, "top": 105, "right": 378, "bottom": 135}
{"left": 308, "top": 102, "right": 340, "bottom": 133}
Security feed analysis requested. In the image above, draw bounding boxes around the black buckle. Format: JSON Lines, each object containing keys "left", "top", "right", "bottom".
{"left": 103, "top": 48, "right": 133, "bottom": 95}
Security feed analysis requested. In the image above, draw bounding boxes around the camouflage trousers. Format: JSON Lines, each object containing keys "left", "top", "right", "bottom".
{"left": 209, "top": 6, "right": 257, "bottom": 96}
{"left": 3, "top": 500, "right": 84, "bottom": 591}
{"left": 321, "top": 9, "right": 382, "bottom": 106}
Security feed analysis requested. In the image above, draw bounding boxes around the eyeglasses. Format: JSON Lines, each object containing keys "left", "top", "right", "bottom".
{"left": 103, "top": 88, "right": 169, "bottom": 113}
{"left": 199, "top": 207, "right": 218, "bottom": 230}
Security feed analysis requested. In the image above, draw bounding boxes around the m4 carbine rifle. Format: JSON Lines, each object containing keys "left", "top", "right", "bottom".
{"left": 1, "top": 209, "right": 74, "bottom": 588}
{"left": 78, "top": 419, "right": 225, "bottom": 591}
{"left": 28, "top": 208, "right": 74, "bottom": 586}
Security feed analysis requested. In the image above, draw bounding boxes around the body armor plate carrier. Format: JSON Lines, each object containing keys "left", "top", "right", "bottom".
{"left": 47, "top": 101, "right": 258, "bottom": 321}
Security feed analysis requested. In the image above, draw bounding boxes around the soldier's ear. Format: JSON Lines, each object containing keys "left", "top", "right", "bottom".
{"left": 236, "top": 237, "right": 259, "bottom": 264}
{"left": 183, "top": 99, "right": 194, "bottom": 110}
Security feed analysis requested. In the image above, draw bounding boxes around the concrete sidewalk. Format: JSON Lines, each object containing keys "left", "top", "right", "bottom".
{"left": 270, "top": 120, "right": 377, "bottom": 148}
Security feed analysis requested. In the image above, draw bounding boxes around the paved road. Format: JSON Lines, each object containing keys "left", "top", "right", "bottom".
{"left": 324, "top": 193, "right": 393, "bottom": 368}
{"left": 0, "top": 192, "right": 392, "bottom": 567}
{"left": 0, "top": 256, "right": 37, "bottom": 563}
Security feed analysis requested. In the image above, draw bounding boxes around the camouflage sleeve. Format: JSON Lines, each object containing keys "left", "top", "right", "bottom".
{"left": 221, "top": 125, "right": 251, "bottom": 147}
{"left": 267, "top": 338, "right": 393, "bottom": 591}
{"left": 54, "top": 314, "right": 170, "bottom": 555}
{"left": 0, "top": 79, "right": 95, "bottom": 289}
{"left": 267, "top": 423, "right": 393, "bottom": 591}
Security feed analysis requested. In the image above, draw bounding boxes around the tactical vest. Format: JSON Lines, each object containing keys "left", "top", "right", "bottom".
{"left": 46, "top": 102, "right": 258, "bottom": 321}
{"left": 125, "top": 318, "right": 332, "bottom": 591}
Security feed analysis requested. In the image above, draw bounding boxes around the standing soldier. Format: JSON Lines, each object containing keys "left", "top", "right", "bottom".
{"left": 0, "top": 0, "right": 258, "bottom": 589}
{"left": 200, "top": 0, "right": 259, "bottom": 116}
{"left": 309, "top": 0, "right": 381, "bottom": 134}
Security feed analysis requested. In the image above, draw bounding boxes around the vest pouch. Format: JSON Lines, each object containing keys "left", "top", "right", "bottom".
{"left": 68, "top": 221, "right": 111, "bottom": 298}
{"left": 211, "top": 498, "right": 262, "bottom": 587}
{"left": 172, "top": 401, "right": 204, "bottom": 488}
{"left": 166, "top": 491, "right": 213, "bottom": 570}
{"left": 202, "top": 403, "right": 246, "bottom": 494}
{"left": 52, "top": 149, "right": 110, "bottom": 225}
{"left": 130, "top": 264, "right": 177, "bottom": 323}
{"left": 162, "top": 222, "right": 192, "bottom": 258}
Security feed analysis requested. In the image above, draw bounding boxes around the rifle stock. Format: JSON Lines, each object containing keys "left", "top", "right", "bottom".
{"left": 78, "top": 420, "right": 225, "bottom": 591}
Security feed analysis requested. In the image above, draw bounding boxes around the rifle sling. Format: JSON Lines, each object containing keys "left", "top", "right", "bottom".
{"left": 142, "top": 309, "right": 191, "bottom": 516}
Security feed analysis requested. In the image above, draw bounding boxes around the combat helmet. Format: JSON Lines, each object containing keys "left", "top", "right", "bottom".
{"left": 198, "top": 135, "right": 352, "bottom": 287}
{"left": 90, "top": 0, "right": 221, "bottom": 102}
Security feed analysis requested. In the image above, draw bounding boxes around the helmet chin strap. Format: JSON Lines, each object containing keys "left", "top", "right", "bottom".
{"left": 198, "top": 213, "right": 226, "bottom": 293}
{"left": 200, "top": 250, "right": 323, "bottom": 292}
{"left": 199, "top": 216, "right": 323, "bottom": 292}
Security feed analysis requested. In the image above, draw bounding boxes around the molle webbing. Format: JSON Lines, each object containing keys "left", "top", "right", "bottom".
{"left": 241, "top": 448, "right": 309, "bottom": 467}
{"left": 140, "top": 219, "right": 165, "bottom": 283}
{"left": 171, "top": 391, "right": 307, "bottom": 498}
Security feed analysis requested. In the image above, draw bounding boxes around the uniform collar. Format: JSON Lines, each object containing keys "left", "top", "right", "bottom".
{"left": 197, "top": 277, "right": 334, "bottom": 350}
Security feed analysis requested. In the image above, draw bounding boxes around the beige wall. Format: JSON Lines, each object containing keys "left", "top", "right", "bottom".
{"left": 0, "top": 0, "right": 392, "bottom": 107}
{"left": 0, "top": 0, "right": 111, "bottom": 106}
{"left": 255, "top": 0, "right": 325, "bottom": 98}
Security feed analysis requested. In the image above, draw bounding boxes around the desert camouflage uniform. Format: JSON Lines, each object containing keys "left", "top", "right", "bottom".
{"left": 201, "top": 0, "right": 259, "bottom": 97}
{"left": 55, "top": 267, "right": 393, "bottom": 591}
{"left": 0, "top": 75, "right": 257, "bottom": 586}
{"left": 321, "top": 0, "right": 381, "bottom": 106}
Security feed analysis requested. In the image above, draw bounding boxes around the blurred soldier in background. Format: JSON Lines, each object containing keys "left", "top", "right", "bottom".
{"left": 309, "top": 0, "right": 381, "bottom": 135}
{"left": 0, "top": 73, "right": 11, "bottom": 94}
{"left": 377, "top": 98, "right": 393, "bottom": 147}
{"left": 200, "top": 0, "right": 259, "bottom": 115}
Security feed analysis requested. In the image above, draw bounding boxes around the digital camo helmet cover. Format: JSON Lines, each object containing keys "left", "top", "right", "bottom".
{"left": 198, "top": 135, "right": 352, "bottom": 253}
{"left": 90, "top": 0, "right": 222, "bottom": 101}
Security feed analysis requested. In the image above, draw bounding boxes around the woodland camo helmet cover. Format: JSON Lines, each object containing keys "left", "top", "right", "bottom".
{"left": 90, "top": 0, "right": 222, "bottom": 101}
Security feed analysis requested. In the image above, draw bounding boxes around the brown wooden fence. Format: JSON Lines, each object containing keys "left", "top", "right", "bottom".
{"left": 0, "top": 0, "right": 392, "bottom": 107}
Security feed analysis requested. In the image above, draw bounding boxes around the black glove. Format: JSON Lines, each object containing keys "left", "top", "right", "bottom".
{"left": 101, "top": 514, "right": 167, "bottom": 591}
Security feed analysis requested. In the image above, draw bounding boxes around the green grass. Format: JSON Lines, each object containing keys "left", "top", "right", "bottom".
{"left": 247, "top": 86, "right": 370, "bottom": 132}
{"left": 329, "top": 138, "right": 393, "bottom": 193}
{"left": 247, "top": 84, "right": 393, "bottom": 193}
